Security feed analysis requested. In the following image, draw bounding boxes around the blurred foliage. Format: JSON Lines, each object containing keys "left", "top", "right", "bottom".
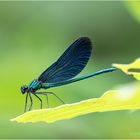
{"left": 0, "top": 1, "right": 140, "bottom": 139}
{"left": 124, "top": 1, "right": 140, "bottom": 23}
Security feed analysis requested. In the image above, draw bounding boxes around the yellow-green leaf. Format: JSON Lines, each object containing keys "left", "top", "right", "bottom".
{"left": 113, "top": 58, "right": 140, "bottom": 80}
{"left": 11, "top": 82, "right": 140, "bottom": 123}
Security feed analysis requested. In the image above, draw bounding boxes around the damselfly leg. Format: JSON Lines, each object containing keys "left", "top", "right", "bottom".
{"left": 24, "top": 92, "right": 29, "bottom": 112}
{"left": 34, "top": 92, "right": 65, "bottom": 108}
{"left": 33, "top": 94, "right": 42, "bottom": 109}
{"left": 49, "top": 92, "right": 65, "bottom": 104}
{"left": 28, "top": 93, "right": 33, "bottom": 111}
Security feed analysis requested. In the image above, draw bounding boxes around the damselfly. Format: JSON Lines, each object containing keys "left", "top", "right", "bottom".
{"left": 21, "top": 37, "right": 116, "bottom": 112}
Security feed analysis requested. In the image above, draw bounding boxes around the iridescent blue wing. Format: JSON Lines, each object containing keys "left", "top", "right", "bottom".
{"left": 38, "top": 37, "right": 92, "bottom": 83}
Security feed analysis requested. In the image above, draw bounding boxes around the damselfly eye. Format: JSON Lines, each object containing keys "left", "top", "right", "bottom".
{"left": 21, "top": 86, "right": 28, "bottom": 94}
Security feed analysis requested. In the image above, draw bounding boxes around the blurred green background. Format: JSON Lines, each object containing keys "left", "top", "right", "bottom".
{"left": 0, "top": 1, "right": 140, "bottom": 139}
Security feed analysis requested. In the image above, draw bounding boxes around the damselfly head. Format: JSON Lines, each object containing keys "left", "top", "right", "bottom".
{"left": 21, "top": 86, "right": 28, "bottom": 94}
